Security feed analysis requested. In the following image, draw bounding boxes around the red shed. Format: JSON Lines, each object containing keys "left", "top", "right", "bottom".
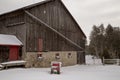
{"left": 0, "top": 34, "right": 23, "bottom": 62}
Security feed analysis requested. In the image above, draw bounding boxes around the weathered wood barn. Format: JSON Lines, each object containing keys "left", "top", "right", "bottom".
{"left": 0, "top": 0, "right": 86, "bottom": 67}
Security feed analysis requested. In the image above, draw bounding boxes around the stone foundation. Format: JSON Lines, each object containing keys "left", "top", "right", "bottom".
{"left": 25, "top": 51, "right": 77, "bottom": 68}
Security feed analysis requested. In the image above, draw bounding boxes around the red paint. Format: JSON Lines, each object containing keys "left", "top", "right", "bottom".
{"left": 9, "top": 46, "right": 19, "bottom": 61}
{"left": 52, "top": 63, "right": 59, "bottom": 66}
{"left": 38, "top": 39, "right": 43, "bottom": 51}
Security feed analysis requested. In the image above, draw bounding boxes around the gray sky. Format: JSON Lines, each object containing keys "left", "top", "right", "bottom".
{"left": 0, "top": 0, "right": 120, "bottom": 43}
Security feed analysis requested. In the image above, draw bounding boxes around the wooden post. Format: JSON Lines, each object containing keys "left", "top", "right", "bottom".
{"left": 117, "top": 59, "right": 120, "bottom": 66}
{"left": 103, "top": 57, "right": 105, "bottom": 65}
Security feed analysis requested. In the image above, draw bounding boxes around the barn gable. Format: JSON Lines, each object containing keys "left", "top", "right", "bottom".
{"left": 24, "top": 0, "right": 86, "bottom": 51}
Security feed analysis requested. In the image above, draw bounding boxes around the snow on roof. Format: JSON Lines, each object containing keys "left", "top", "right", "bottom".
{"left": 0, "top": 34, "right": 23, "bottom": 46}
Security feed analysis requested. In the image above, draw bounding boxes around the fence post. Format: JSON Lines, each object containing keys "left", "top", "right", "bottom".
{"left": 118, "top": 59, "right": 120, "bottom": 66}
{"left": 116, "top": 59, "right": 119, "bottom": 65}
{"left": 102, "top": 57, "right": 105, "bottom": 65}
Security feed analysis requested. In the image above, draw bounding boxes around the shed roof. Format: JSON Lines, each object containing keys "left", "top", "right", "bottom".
{"left": 0, "top": 34, "right": 23, "bottom": 46}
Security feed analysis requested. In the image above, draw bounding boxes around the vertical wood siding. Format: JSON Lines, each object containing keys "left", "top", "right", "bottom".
{"left": 0, "top": 10, "right": 26, "bottom": 57}
{"left": 25, "top": 0, "right": 85, "bottom": 51}
{"left": 0, "top": 0, "right": 86, "bottom": 53}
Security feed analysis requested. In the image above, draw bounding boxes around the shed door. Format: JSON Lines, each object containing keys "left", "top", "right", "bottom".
{"left": 9, "top": 46, "right": 19, "bottom": 61}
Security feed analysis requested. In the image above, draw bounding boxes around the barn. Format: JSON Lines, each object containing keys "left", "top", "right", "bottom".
{"left": 0, "top": 0, "right": 86, "bottom": 67}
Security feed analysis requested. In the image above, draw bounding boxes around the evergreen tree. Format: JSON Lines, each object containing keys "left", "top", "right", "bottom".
{"left": 89, "top": 24, "right": 120, "bottom": 59}
{"left": 89, "top": 25, "right": 105, "bottom": 58}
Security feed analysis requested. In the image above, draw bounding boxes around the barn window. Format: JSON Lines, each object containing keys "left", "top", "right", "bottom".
{"left": 5, "top": 13, "right": 25, "bottom": 27}
{"left": 37, "top": 54, "right": 43, "bottom": 60}
{"left": 37, "top": 54, "right": 42, "bottom": 57}
{"left": 68, "top": 53, "right": 72, "bottom": 58}
{"left": 55, "top": 53, "right": 60, "bottom": 59}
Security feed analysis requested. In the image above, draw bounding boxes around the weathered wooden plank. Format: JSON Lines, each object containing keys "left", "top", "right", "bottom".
{"left": 0, "top": 0, "right": 85, "bottom": 53}
{"left": 6, "top": 22, "right": 25, "bottom": 27}
{"left": 25, "top": 10, "right": 83, "bottom": 50}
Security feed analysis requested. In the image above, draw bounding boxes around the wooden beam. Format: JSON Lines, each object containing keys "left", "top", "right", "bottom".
{"left": 24, "top": 10, "right": 83, "bottom": 50}
{"left": 6, "top": 22, "right": 25, "bottom": 27}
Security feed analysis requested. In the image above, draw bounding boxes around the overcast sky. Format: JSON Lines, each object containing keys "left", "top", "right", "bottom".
{"left": 0, "top": 0, "right": 120, "bottom": 43}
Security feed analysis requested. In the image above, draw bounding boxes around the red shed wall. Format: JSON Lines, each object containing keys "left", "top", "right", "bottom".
{"left": 9, "top": 46, "right": 19, "bottom": 61}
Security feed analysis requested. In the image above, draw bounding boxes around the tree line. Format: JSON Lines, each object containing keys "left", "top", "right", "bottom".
{"left": 88, "top": 24, "right": 120, "bottom": 59}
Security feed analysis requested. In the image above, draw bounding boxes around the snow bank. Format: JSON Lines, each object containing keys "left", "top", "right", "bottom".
{"left": 86, "top": 55, "right": 102, "bottom": 65}
{"left": 0, "top": 64, "right": 4, "bottom": 70}
{"left": 0, "top": 65, "right": 3, "bottom": 67}
{"left": 1, "top": 60, "right": 26, "bottom": 65}
{"left": 0, "top": 64, "right": 3, "bottom": 68}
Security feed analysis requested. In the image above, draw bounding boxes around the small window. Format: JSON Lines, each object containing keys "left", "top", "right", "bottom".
{"left": 37, "top": 54, "right": 43, "bottom": 59}
{"left": 55, "top": 53, "right": 60, "bottom": 59}
{"left": 68, "top": 53, "right": 72, "bottom": 58}
{"left": 37, "top": 54, "right": 43, "bottom": 61}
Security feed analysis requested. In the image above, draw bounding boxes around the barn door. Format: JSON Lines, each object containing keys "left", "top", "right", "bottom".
{"left": 77, "top": 51, "right": 85, "bottom": 64}
{"left": 9, "top": 46, "right": 19, "bottom": 61}
{"left": 38, "top": 39, "right": 43, "bottom": 51}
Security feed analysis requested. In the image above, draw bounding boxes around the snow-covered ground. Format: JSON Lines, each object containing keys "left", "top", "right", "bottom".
{"left": 1, "top": 60, "right": 26, "bottom": 65}
{"left": 86, "top": 55, "right": 102, "bottom": 65}
{"left": 0, "top": 55, "right": 120, "bottom": 80}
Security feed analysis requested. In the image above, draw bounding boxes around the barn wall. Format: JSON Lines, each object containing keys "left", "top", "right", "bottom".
{"left": 25, "top": 51, "right": 77, "bottom": 67}
{"left": 25, "top": 15, "right": 79, "bottom": 52}
{"left": 25, "top": 0, "right": 85, "bottom": 52}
